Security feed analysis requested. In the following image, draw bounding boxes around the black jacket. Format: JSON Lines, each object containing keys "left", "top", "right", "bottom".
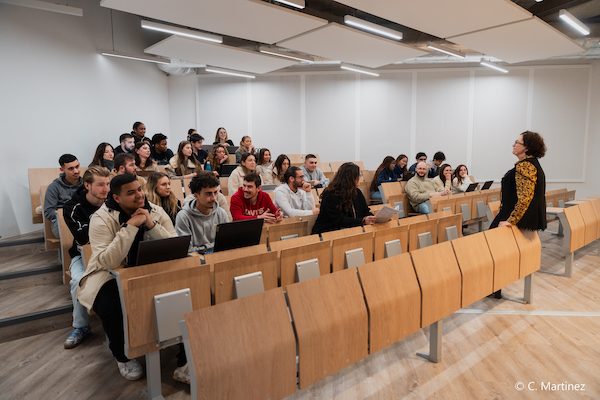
{"left": 311, "top": 189, "right": 372, "bottom": 234}
{"left": 63, "top": 185, "right": 102, "bottom": 259}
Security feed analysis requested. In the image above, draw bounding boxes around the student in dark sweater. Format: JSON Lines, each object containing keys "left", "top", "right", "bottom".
{"left": 312, "top": 162, "right": 376, "bottom": 234}
{"left": 62, "top": 166, "right": 110, "bottom": 349}
{"left": 150, "top": 133, "right": 174, "bottom": 165}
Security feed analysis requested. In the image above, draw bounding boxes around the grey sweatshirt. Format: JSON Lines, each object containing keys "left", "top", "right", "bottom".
{"left": 43, "top": 173, "right": 83, "bottom": 222}
{"left": 300, "top": 165, "right": 330, "bottom": 187}
{"left": 175, "top": 198, "right": 229, "bottom": 253}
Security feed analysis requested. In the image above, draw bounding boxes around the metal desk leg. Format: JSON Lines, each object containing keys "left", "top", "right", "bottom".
{"left": 565, "top": 252, "right": 574, "bottom": 278}
{"left": 523, "top": 274, "right": 533, "bottom": 304}
{"left": 143, "top": 351, "right": 165, "bottom": 400}
{"left": 417, "top": 320, "right": 442, "bottom": 363}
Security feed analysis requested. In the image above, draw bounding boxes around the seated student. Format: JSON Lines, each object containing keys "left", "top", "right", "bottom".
{"left": 182, "top": 172, "right": 232, "bottom": 222}
{"left": 111, "top": 153, "right": 147, "bottom": 191}
{"left": 393, "top": 154, "right": 408, "bottom": 180}
{"left": 89, "top": 142, "right": 115, "bottom": 171}
{"left": 175, "top": 173, "right": 228, "bottom": 253}
{"left": 274, "top": 166, "right": 318, "bottom": 218}
{"left": 263, "top": 154, "right": 289, "bottom": 185}
{"left": 228, "top": 153, "right": 261, "bottom": 195}
{"left": 408, "top": 152, "right": 429, "bottom": 173}
{"left": 255, "top": 148, "right": 272, "bottom": 182}
{"left": 405, "top": 162, "right": 450, "bottom": 214}
{"left": 230, "top": 172, "right": 283, "bottom": 223}
{"left": 134, "top": 141, "right": 159, "bottom": 178}
{"left": 131, "top": 121, "right": 151, "bottom": 144}
{"left": 432, "top": 163, "right": 453, "bottom": 192}
{"left": 62, "top": 166, "right": 110, "bottom": 349}
{"left": 235, "top": 135, "right": 256, "bottom": 163}
{"left": 428, "top": 151, "right": 446, "bottom": 178}
{"left": 150, "top": 133, "right": 174, "bottom": 165}
{"left": 187, "top": 128, "right": 197, "bottom": 141}
{"left": 370, "top": 156, "right": 397, "bottom": 200}
{"left": 114, "top": 133, "right": 135, "bottom": 156}
{"left": 146, "top": 172, "right": 181, "bottom": 225}
{"left": 44, "top": 154, "right": 83, "bottom": 238}
{"left": 204, "top": 144, "right": 229, "bottom": 177}
{"left": 190, "top": 133, "right": 208, "bottom": 164}
{"left": 311, "top": 162, "right": 375, "bottom": 234}
{"left": 213, "top": 126, "right": 234, "bottom": 147}
{"left": 77, "top": 174, "right": 176, "bottom": 380}
{"left": 301, "top": 154, "right": 330, "bottom": 188}
{"left": 166, "top": 141, "right": 202, "bottom": 179}
{"left": 452, "top": 164, "right": 474, "bottom": 194}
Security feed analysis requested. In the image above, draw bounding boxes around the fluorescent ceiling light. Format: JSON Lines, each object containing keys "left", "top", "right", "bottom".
{"left": 344, "top": 15, "right": 402, "bottom": 41}
{"left": 426, "top": 43, "right": 465, "bottom": 59}
{"left": 480, "top": 61, "right": 508, "bottom": 73}
{"left": 559, "top": 9, "right": 590, "bottom": 35}
{"left": 141, "top": 20, "right": 223, "bottom": 43}
{"left": 205, "top": 66, "right": 256, "bottom": 79}
{"left": 258, "top": 47, "right": 314, "bottom": 63}
{"left": 272, "top": 0, "right": 305, "bottom": 9}
{"left": 340, "top": 63, "right": 379, "bottom": 77}
{"left": 0, "top": 0, "right": 82, "bottom": 16}
{"left": 101, "top": 51, "right": 170, "bottom": 65}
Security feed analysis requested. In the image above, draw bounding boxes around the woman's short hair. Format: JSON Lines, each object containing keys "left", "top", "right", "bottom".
{"left": 521, "top": 131, "right": 546, "bottom": 158}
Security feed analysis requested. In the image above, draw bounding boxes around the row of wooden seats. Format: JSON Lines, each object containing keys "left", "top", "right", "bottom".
{"left": 545, "top": 188, "right": 575, "bottom": 209}
{"left": 179, "top": 224, "right": 541, "bottom": 399}
{"left": 556, "top": 197, "right": 600, "bottom": 277}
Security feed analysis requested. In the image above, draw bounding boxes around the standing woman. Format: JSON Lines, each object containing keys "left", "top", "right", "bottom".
{"left": 132, "top": 121, "right": 151, "bottom": 144}
{"left": 205, "top": 144, "right": 229, "bottom": 177}
{"left": 489, "top": 131, "right": 547, "bottom": 298}
{"left": 370, "top": 156, "right": 397, "bottom": 200}
{"left": 235, "top": 135, "right": 256, "bottom": 163}
{"left": 312, "top": 162, "right": 376, "bottom": 234}
{"left": 452, "top": 164, "right": 473, "bottom": 193}
{"left": 166, "top": 141, "right": 202, "bottom": 179}
{"left": 393, "top": 154, "right": 408, "bottom": 180}
{"left": 213, "top": 127, "right": 234, "bottom": 147}
{"left": 228, "top": 153, "right": 260, "bottom": 194}
{"left": 432, "top": 164, "right": 453, "bottom": 192}
{"left": 264, "top": 154, "right": 289, "bottom": 185}
{"left": 146, "top": 172, "right": 182, "bottom": 225}
{"left": 134, "top": 141, "right": 159, "bottom": 178}
{"left": 255, "top": 148, "right": 272, "bottom": 182}
{"left": 90, "top": 142, "right": 115, "bottom": 171}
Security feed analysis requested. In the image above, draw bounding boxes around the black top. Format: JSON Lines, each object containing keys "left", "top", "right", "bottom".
{"left": 113, "top": 146, "right": 131, "bottom": 156}
{"left": 63, "top": 185, "right": 102, "bottom": 258}
{"left": 151, "top": 147, "right": 174, "bottom": 166}
{"left": 213, "top": 139, "right": 235, "bottom": 147}
{"left": 311, "top": 189, "right": 373, "bottom": 234}
{"left": 491, "top": 157, "right": 546, "bottom": 231}
{"left": 193, "top": 149, "right": 208, "bottom": 164}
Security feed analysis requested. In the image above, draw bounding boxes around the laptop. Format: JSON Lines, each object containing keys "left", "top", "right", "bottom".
{"left": 465, "top": 183, "right": 479, "bottom": 192}
{"left": 401, "top": 172, "right": 414, "bottom": 181}
{"left": 135, "top": 235, "right": 191, "bottom": 266}
{"left": 219, "top": 164, "right": 238, "bottom": 177}
{"left": 481, "top": 180, "right": 494, "bottom": 190}
{"left": 212, "top": 219, "right": 264, "bottom": 253}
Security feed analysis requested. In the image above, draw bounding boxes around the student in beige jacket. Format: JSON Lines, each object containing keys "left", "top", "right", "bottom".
{"left": 77, "top": 174, "right": 176, "bottom": 381}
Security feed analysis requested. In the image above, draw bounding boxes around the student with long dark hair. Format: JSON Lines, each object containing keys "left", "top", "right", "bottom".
{"left": 205, "top": 144, "right": 229, "bottom": 177}
{"left": 166, "top": 141, "right": 202, "bottom": 179}
{"left": 89, "top": 142, "right": 115, "bottom": 171}
{"left": 370, "top": 156, "right": 397, "bottom": 200}
{"left": 134, "top": 141, "right": 159, "bottom": 178}
{"left": 312, "top": 162, "right": 376, "bottom": 234}
{"left": 264, "top": 154, "right": 290, "bottom": 185}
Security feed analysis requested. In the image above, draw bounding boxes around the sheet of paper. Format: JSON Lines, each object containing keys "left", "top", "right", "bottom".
{"left": 374, "top": 205, "right": 400, "bottom": 223}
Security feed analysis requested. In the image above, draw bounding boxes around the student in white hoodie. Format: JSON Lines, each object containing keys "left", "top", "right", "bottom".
{"left": 175, "top": 172, "right": 229, "bottom": 253}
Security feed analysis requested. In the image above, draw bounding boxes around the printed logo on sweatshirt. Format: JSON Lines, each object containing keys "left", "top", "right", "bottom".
{"left": 244, "top": 207, "right": 269, "bottom": 216}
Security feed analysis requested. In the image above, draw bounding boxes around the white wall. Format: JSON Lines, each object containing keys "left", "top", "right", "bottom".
{"left": 0, "top": 1, "right": 171, "bottom": 238}
{"left": 188, "top": 62, "right": 598, "bottom": 194}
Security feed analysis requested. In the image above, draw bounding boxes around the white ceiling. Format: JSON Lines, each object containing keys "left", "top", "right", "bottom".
{"left": 100, "top": 0, "right": 328, "bottom": 44}
{"left": 145, "top": 36, "right": 298, "bottom": 74}
{"left": 277, "top": 23, "right": 429, "bottom": 68}
{"left": 450, "top": 17, "right": 586, "bottom": 64}
{"left": 333, "top": 0, "right": 531, "bottom": 39}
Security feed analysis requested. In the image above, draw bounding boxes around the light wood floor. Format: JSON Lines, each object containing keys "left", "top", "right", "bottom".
{"left": 1, "top": 221, "right": 599, "bottom": 399}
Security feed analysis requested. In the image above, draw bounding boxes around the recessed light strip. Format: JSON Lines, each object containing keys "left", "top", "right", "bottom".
{"left": 344, "top": 15, "right": 402, "bottom": 41}
{"left": 340, "top": 63, "right": 379, "bottom": 77}
{"left": 272, "top": 0, "right": 305, "bottom": 9}
{"left": 101, "top": 51, "right": 170, "bottom": 65}
{"left": 0, "top": 0, "right": 82, "bottom": 16}
{"left": 258, "top": 47, "right": 314, "bottom": 63}
{"left": 426, "top": 43, "right": 465, "bottom": 59}
{"left": 480, "top": 61, "right": 508, "bottom": 73}
{"left": 141, "top": 20, "right": 223, "bottom": 43}
{"left": 559, "top": 9, "right": 590, "bottom": 35}
{"left": 205, "top": 66, "right": 256, "bottom": 79}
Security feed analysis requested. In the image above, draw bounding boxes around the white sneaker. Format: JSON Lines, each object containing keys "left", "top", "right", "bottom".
{"left": 117, "top": 359, "right": 144, "bottom": 381}
{"left": 173, "top": 363, "right": 190, "bottom": 384}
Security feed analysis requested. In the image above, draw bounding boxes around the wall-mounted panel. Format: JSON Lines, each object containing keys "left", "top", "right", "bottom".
{"left": 531, "top": 67, "right": 589, "bottom": 182}
{"left": 415, "top": 70, "right": 470, "bottom": 166}
{"left": 359, "top": 72, "right": 413, "bottom": 170}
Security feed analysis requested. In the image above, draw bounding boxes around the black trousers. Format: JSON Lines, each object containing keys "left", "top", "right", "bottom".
{"left": 93, "top": 279, "right": 129, "bottom": 363}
